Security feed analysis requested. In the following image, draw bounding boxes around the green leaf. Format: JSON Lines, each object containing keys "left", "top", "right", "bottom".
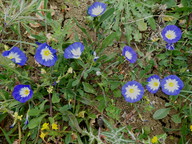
{"left": 134, "top": 30, "right": 142, "bottom": 42}
{"left": 136, "top": 19, "right": 147, "bottom": 31}
{"left": 99, "top": 8, "right": 115, "bottom": 24}
{"left": 147, "top": 17, "right": 156, "bottom": 30}
{"left": 66, "top": 111, "right": 82, "bottom": 133}
{"left": 28, "top": 108, "right": 40, "bottom": 116}
{"left": 162, "top": 0, "right": 177, "bottom": 8}
{"left": 0, "top": 127, "right": 12, "bottom": 144}
{"left": 171, "top": 114, "right": 181, "bottom": 123}
{"left": 52, "top": 93, "right": 60, "bottom": 103}
{"left": 82, "top": 82, "right": 96, "bottom": 94}
{"left": 113, "top": 89, "right": 121, "bottom": 98}
{"left": 101, "top": 32, "right": 119, "bottom": 49}
{"left": 72, "top": 79, "right": 80, "bottom": 87}
{"left": 28, "top": 114, "right": 48, "bottom": 129}
{"left": 0, "top": 55, "right": 13, "bottom": 67}
{"left": 110, "top": 81, "right": 121, "bottom": 90}
{"left": 153, "top": 108, "right": 170, "bottom": 120}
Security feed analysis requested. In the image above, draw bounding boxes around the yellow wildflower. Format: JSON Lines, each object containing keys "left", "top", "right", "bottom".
{"left": 190, "top": 125, "right": 192, "bottom": 132}
{"left": 51, "top": 123, "right": 58, "bottom": 130}
{"left": 40, "top": 132, "right": 47, "bottom": 140}
{"left": 41, "top": 123, "right": 49, "bottom": 130}
{"left": 151, "top": 136, "right": 158, "bottom": 143}
{"left": 41, "top": 68, "right": 46, "bottom": 74}
{"left": 18, "top": 115, "right": 23, "bottom": 120}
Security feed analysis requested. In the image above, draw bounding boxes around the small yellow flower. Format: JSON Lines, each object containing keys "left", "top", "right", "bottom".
{"left": 41, "top": 68, "right": 46, "bottom": 74}
{"left": 41, "top": 123, "right": 49, "bottom": 130}
{"left": 18, "top": 115, "right": 23, "bottom": 120}
{"left": 67, "top": 67, "right": 73, "bottom": 74}
{"left": 40, "top": 132, "right": 47, "bottom": 140}
{"left": 190, "top": 125, "right": 192, "bottom": 132}
{"left": 151, "top": 136, "right": 158, "bottom": 143}
{"left": 51, "top": 123, "right": 58, "bottom": 130}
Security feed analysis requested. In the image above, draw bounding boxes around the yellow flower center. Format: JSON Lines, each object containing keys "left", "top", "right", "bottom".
{"left": 24, "top": 89, "right": 30, "bottom": 95}
{"left": 43, "top": 50, "right": 51, "bottom": 56}
{"left": 8, "top": 55, "right": 14, "bottom": 59}
{"left": 153, "top": 82, "right": 159, "bottom": 87}
{"left": 169, "top": 82, "right": 174, "bottom": 87}
{"left": 129, "top": 88, "right": 134, "bottom": 93}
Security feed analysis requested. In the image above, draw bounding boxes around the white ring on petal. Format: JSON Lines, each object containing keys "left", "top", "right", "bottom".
{"left": 71, "top": 47, "right": 82, "bottom": 58}
{"left": 164, "top": 79, "right": 179, "bottom": 92}
{"left": 92, "top": 6, "right": 104, "bottom": 16}
{"left": 125, "top": 51, "right": 132, "bottom": 60}
{"left": 40, "top": 47, "right": 54, "bottom": 61}
{"left": 19, "top": 87, "right": 30, "bottom": 98}
{"left": 7, "top": 52, "right": 21, "bottom": 63}
{"left": 148, "top": 78, "right": 160, "bottom": 91}
{"left": 125, "top": 85, "right": 141, "bottom": 100}
{"left": 165, "top": 30, "right": 176, "bottom": 40}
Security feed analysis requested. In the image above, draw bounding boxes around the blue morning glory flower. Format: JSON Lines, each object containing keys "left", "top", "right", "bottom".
{"left": 122, "top": 46, "right": 137, "bottom": 63}
{"left": 34, "top": 43, "right": 57, "bottom": 67}
{"left": 161, "top": 75, "right": 184, "bottom": 95}
{"left": 64, "top": 42, "right": 84, "bottom": 59}
{"left": 146, "top": 75, "right": 160, "bottom": 94}
{"left": 2, "top": 47, "right": 27, "bottom": 66}
{"left": 161, "top": 25, "right": 182, "bottom": 43}
{"left": 88, "top": 2, "right": 107, "bottom": 17}
{"left": 166, "top": 43, "right": 174, "bottom": 50}
{"left": 122, "top": 81, "right": 144, "bottom": 103}
{"left": 12, "top": 85, "right": 33, "bottom": 103}
{"left": 93, "top": 51, "right": 99, "bottom": 61}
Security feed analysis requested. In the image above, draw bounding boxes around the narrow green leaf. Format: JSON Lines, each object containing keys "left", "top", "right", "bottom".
{"left": 99, "top": 8, "right": 115, "bottom": 24}
{"left": 0, "top": 128, "right": 12, "bottom": 144}
{"left": 66, "top": 111, "right": 82, "bottom": 133}
{"left": 101, "top": 32, "right": 119, "bottom": 50}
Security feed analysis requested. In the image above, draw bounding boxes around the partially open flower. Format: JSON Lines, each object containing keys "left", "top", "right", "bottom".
{"left": 122, "top": 46, "right": 137, "bottom": 63}
{"left": 64, "top": 42, "right": 84, "bottom": 59}
{"left": 2, "top": 47, "right": 27, "bottom": 66}
{"left": 88, "top": 2, "right": 107, "bottom": 17}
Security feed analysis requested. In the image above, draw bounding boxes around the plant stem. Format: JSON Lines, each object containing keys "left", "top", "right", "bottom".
{"left": 49, "top": 93, "right": 53, "bottom": 117}
{"left": 18, "top": 122, "right": 22, "bottom": 142}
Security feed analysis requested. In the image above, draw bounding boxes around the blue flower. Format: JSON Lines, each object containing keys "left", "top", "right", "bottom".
{"left": 166, "top": 43, "right": 174, "bottom": 50}
{"left": 88, "top": 2, "right": 107, "bottom": 17}
{"left": 64, "top": 42, "right": 84, "bottom": 59}
{"left": 161, "top": 75, "right": 184, "bottom": 95}
{"left": 122, "top": 81, "right": 144, "bottom": 103}
{"left": 12, "top": 85, "right": 33, "bottom": 103}
{"left": 122, "top": 46, "right": 137, "bottom": 63}
{"left": 161, "top": 25, "right": 182, "bottom": 43}
{"left": 34, "top": 43, "right": 57, "bottom": 67}
{"left": 93, "top": 51, "right": 99, "bottom": 61}
{"left": 2, "top": 47, "right": 27, "bottom": 66}
{"left": 146, "top": 75, "right": 160, "bottom": 93}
